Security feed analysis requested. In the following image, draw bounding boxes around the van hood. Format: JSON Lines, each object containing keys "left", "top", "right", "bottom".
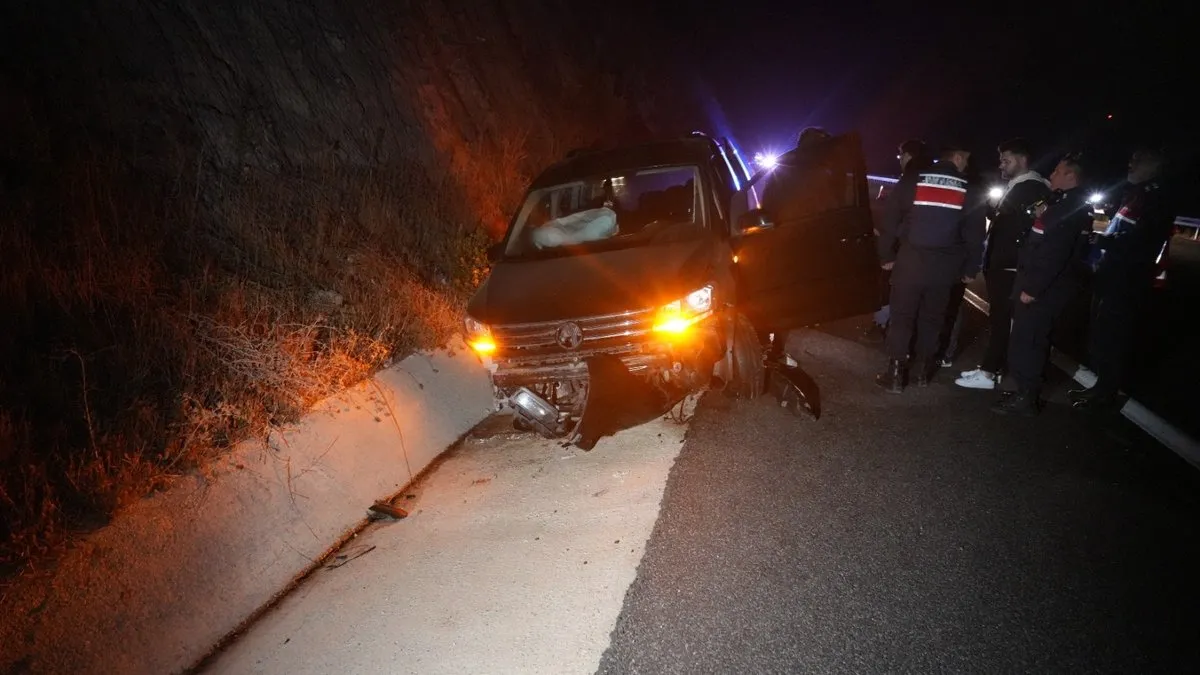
{"left": 466, "top": 236, "right": 719, "bottom": 324}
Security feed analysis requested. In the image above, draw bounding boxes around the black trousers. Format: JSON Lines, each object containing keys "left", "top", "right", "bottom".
{"left": 936, "top": 281, "right": 967, "bottom": 361}
{"left": 1087, "top": 289, "right": 1143, "bottom": 396}
{"left": 885, "top": 281, "right": 953, "bottom": 361}
{"left": 1007, "top": 283, "right": 1077, "bottom": 395}
{"left": 981, "top": 269, "right": 1016, "bottom": 373}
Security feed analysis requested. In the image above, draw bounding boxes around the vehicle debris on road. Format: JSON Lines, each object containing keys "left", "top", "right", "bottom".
{"left": 367, "top": 501, "right": 408, "bottom": 520}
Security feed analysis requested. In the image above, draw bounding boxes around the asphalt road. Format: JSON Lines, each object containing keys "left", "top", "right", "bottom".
{"left": 598, "top": 322, "right": 1200, "bottom": 674}
{"left": 203, "top": 311, "right": 1200, "bottom": 674}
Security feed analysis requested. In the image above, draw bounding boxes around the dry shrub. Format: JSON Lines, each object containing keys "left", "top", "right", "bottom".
{"left": 0, "top": 149, "right": 485, "bottom": 569}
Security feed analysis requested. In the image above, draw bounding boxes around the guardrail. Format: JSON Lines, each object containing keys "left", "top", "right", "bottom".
{"left": 866, "top": 174, "right": 897, "bottom": 201}
{"left": 1176, "top": 216, "right": 1200, "bottom": 240}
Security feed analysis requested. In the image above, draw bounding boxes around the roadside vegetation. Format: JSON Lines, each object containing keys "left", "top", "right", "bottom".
{"left": 0, "top": 147, "right": 504, "bottom": 569}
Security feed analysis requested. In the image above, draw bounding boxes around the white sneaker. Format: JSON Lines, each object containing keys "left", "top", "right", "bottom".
{"left": 958, "top": 367, "right": 999, "bottom": 380}
{"left": 955, "top": 369, "right": 996, "bottom": 390}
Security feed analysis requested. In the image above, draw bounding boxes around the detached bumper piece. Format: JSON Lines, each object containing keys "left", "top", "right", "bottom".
{"left": 765, "top": 354, "right": 821, "bottom": 420}
{"left": 572, "top": 354, "right": 676, "bottom": 451}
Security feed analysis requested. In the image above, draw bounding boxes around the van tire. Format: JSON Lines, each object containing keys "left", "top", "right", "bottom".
{"left": 728, "top": 313, "right": 765, "bottom": 400}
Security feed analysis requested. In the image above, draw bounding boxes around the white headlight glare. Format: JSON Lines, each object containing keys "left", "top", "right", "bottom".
{"left": 685, "top": 286, "right": 713, "bottom": 313}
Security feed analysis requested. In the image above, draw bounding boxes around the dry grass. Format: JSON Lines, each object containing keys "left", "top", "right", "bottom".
{"left": 0, "top": 146, "right": 499, "bottom": 570}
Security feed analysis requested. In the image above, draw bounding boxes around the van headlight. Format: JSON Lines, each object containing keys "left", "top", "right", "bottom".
{"left": 653, "top": 285, "right": 714, "bottom": 335}
{"left": 464, "top": 316, "right": 496, "bottom": 354}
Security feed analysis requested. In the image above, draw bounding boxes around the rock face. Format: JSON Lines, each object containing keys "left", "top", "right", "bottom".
{"left": 3, "top": 0, "right": 695, "bottom": 181}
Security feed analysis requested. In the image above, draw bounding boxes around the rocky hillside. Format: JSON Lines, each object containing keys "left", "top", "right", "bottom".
{"left": 0, "top": 0, "right": 702, "bottom": 567}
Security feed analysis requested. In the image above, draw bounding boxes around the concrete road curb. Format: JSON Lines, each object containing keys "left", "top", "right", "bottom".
{"left": 0, "top": 338, "right": 495, "bottom": 675}
{"left": 962, "top": 289, "right": 1200, "bottom": 469}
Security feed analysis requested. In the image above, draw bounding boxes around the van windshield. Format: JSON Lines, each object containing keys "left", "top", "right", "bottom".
{"left": 503, "top": 165, "right": 704, "bottom": 258}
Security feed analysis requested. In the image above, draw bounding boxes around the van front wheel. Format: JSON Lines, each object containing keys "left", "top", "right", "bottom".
{"left": 728, "top": 313, "right": 765, "bottom": 400}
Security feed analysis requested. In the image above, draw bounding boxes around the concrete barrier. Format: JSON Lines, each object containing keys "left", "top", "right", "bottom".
{"left": 0, "top": 337, "right": 494, "bottom": 675}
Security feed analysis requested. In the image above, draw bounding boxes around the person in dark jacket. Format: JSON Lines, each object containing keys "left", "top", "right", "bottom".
{"left": 955, "top": 138, "right": 1052, "bottom": 390}
{"left": 1070, "top": 146, "right": 1178, "bottom": 410}
{"left": 992, "top": 153, "right": 1093, "bottom": 416}
{"left": 757, "top": 126, "right": 836, "bottom": 358}
{"left": 862, "top": 139, "right": 933, "bottom": 343}
{"left": 935, "top": 154, "right": 990, "bottom": 368}
{"left": 875, "top": 143, "right": 987, "bottom": 392}
{"left": 759, "top": 127, "right": 836, "bottom": 225}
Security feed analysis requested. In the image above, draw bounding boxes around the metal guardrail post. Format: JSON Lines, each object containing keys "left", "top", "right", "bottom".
{"left": 1175, "top": 216, "right": 1200, "bottom": 240}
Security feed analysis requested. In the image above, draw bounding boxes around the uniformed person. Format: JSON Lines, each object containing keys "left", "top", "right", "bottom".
{"left": 992, "top": 153, "right": 1094, "bottom": 415}
{"left": 1070, "top": 146, "right": 1178, "bottom": 410}
{"left": 875, "top": 143, "right": 987, "bottom": 392}
{"left": 863, "top": 139, "right": 933, "bottom": 343}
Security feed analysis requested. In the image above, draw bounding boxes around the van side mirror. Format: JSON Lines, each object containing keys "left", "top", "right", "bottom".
{"left": 736, "top": 208, "right": 774, "bottom": 234}
{"left": 486, "top": 242, "right": 505, "bottom": 263}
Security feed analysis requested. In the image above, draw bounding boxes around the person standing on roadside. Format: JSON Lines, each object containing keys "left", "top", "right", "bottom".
{"left": 955, "top": 138, "right": 1051, "bottom": 390}
{"left": 1070, "top": 146, "right": 1178, "bottom": 410}
{"left": 875, "top": 143, "right": 986, "bottom": 392}
{"left": 758, "top": 126, "right": 835, "bottom": 359}
{"left": 935, "top": 152, "right": 988, "bottom": 369}
{"left": 992, "top": 153, "right": 1094, "bottom": 416}
{"left": 863, "top": 139, "right": 932, "bottom": 344}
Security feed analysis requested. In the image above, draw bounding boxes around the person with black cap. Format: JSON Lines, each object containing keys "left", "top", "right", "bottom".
{"left": 758, "top": 127, "right": 837, "bottom": 358}
{"left": 875, "top": 142, "right": 987, "bottom": 392}
{"left": 760, "top": 126, "right": 837, "bottom": 226}
{"left": 1070, "top": 145, "right": 1178, "bottom": 410}
{"left": 992, "top": 152, "right": 1094, "bottom": 416}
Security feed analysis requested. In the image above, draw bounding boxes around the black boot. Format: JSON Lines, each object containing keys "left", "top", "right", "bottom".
{"left": 1067, "top": 386, "right": 1093, "bottom": 403}
{"left": 991, "top": 389, "right": 1039, "bottom": 416}
{"left": 1072, "top": 388, "right": 1120, "bottom": 411}
{"left": 913, "top": 359, "right": 936, "bottom": 387}
{"left": 1071, "top": 378, "right": 1118, "bottom": 409}
{"left": 859, "top": 322, "right": 886, "bottom": 345}
{"left": 875, "top": 358, "right": 906, "bottom": 393}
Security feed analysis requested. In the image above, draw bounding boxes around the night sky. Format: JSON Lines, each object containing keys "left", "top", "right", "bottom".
{"left": 652, "top": 1, "right": 1195, "bottom": 200}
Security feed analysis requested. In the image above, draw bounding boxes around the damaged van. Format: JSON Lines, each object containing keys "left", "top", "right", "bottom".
{"left": 463, "top": 131, "right": 881, "bottom": 449}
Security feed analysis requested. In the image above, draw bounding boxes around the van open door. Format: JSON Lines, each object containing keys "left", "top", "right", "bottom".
{"left": 732, "top": 132, "right": 880, "bottom": 331}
